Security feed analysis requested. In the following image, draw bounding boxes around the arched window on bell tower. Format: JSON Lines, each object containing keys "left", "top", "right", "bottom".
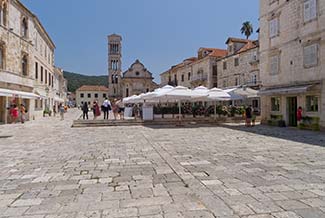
{"left": 111, "top": 74, "right": 114, "bottom": 84}
{"left": 115, "top": 74, "right": 118, "bottom": 84}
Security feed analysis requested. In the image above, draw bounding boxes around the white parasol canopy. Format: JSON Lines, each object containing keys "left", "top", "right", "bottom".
{"left": 155, "top": 86, "right": 207, "bottom": 120}
{"left": 193, "top": 86, "right": 209, "bottom": 94}
{"left": 208, "top": 88, "right": 231, "bottom": 101}
{"left": 156, "top": 86, "right": 206, "bottom": 101}
{"left": 123, "top": 95, "right": 138, "bottom": 104}
{"left": 224, "top": 87, "right": 258, "bottom": 100}
{"left": 142, "top": 85, "right": 174, "bottom": 102}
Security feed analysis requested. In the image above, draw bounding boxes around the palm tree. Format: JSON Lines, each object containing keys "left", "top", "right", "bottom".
{"left": 241, "top": 21, "right": 253, "bottom": 39}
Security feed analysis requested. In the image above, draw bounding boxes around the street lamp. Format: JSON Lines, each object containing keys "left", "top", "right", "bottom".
{"left": 45, "top": 87, "right": 49, "bottom": 96}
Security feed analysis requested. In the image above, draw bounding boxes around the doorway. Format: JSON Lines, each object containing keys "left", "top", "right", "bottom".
{"left": 287, "top": 97, "right": 297, "bottom": 127}
{"left": 0, "top": 97, "right": 4, "bottom": 124}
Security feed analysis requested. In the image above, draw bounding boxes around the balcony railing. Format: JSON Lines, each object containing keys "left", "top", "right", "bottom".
{"left": 249, "top": 57, "right": 260, "bottom": 65}
{"left": 244, "top": 80, "right": 262, "bottom": 87}
{"left": 191, "top": 75, "right": 208, "bottom": 82}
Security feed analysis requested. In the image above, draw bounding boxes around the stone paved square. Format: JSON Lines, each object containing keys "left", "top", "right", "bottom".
{"left": 1, "top": 110, "right": 325, "bottom": 218}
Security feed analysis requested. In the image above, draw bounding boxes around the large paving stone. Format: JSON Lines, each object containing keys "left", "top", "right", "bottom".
{"left": 1, "top": 110, "right": 325, "bottom": 217}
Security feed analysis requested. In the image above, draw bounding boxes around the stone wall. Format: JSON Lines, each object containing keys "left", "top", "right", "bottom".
{"left": 160, "top": 56, "right": 216, "bottom": 89}
{"left": 259, "top": 0, "right": 325, "bottom": 87}
{"left": 259, "top": 0, "right": 325, "bottom": 128}
{"left": 76, "top": 91, "right": 108, "bottom": 108}
{"left": 0, "top": 0, "right": 60, "bottom": 122}
{"left": 217, "top": 47, "right": 260, "bottom": 89}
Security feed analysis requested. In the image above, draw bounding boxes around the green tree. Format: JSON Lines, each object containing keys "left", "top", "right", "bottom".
{"left": 241, "top": 21, "right": 253, "bottom": 39}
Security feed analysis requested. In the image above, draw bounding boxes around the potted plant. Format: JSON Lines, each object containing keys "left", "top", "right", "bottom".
{"left": 43, "top": 108, "right": 52, "bottom": 117}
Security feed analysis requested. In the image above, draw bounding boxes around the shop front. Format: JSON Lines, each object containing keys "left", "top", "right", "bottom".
{"left": 0, "top": 88, "right": 39, "bottom": 124}
{"left": 259, "top": 83, "right": 322, "bottom": 130}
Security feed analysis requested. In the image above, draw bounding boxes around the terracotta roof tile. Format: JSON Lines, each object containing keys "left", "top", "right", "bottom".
{"left": 76, "top": 85, "right": 108, "bottom": 92}
{"left": 199, "top": 48, "right": 228, "bottom": 58}
{"left": 226, "top": 37, "right": 252, "bottom": 44}
{"left": 237, "top": 41, "right": 258, "bottom": 53}
{"left": 184, "top": 57, "right": 198, "bottom": 62}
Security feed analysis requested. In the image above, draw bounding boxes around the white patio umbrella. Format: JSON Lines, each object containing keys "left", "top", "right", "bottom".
{"left": 223, "top": 88, "right": 244, "bottom": 101}
{"left": 156, "top": 86, "right": 207, "bottom": 120}
{"left": 190, "top": 86, "right": 210, "bottom": 102}
{"left": 208, "top": 88, "right": 231, "bottom": 101}
{"left": 123, "top": 95, "right": 137, "bottom": 104}
{"left": 193, "top": 86, "right": 209, "bottom": 94}
{"left": 145, "top": 85, "right": 175, "bottom": 102}
{"left": 224, "top": 87, "right": 258, "bottom": 100}
{"left": 234, "top": 87, "right": 258, "bottom": 98}
{"left": 207, "top": 88, "right": 231, "bottom": 119}
{"left": 129, "top": 93, "right": 147, "bottom": 104}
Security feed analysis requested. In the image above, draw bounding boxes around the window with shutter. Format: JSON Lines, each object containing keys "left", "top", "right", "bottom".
{"left": 304, "top": 0, "right": 317, "bottom": 22}
{"left": 270, "top": 55, "right": 279, "bottom": 75}
{"left": 303, "top": 43, "right": 318, "bottom": 67}
{"left": 269, "top": 18, "right": 279, "bottom": 38}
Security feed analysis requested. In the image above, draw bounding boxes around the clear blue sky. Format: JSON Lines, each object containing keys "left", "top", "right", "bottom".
{"left": 21, "top": 0, "right": 259, "bottom": 82}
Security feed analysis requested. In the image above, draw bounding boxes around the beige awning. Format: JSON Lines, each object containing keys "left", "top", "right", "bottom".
{"left": 258, "top": 84, "right": 319, "bottom": 96}
{"left": 54, "top": 97, "right": 65, "bottom": 103}
{"left": 0, "top": 88, "right": 39, "bottom": 99}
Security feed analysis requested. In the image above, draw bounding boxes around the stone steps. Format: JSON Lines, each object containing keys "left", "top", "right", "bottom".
{"left": 71, "top": 118, "right": 244, "bottom": 128}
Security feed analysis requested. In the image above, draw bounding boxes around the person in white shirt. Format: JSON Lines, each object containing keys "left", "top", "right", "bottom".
{"left": 102, "top": 98, "right": 111, "bottom": 119}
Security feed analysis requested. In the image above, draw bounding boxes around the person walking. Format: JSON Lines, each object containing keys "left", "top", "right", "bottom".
{"left": 93, "top": 101, "right": 101, "bottom": 120}
{"left": 297, "top": 106, "right": 303, "bottom": 125}
{"left": 112, "top": 100, "right": 119, "bottom": 120}
{"left": 52, "top": 105, "right": 57, "bottom": 117}
{"left": 102, "top": 98, "right": 111, "bottom": 120}
{"left": 82, "top": 102, "right": 89, "bottom": 120}
{"left": 20, "top": 104, "right": 26, "bottom": 124}
{"left": 11, "top": 104, "right": 19, "bottom": 124}
{"left": 245, "top": 105, "right": 252, "bottom": 127}
{"left": 117, "top": 100, "right": 125, "bottom": 120}
{"left": 59, "top": 103, "right": 65, "bottom": 120}
{"left": 251, "top": 107, "right": 257, "bottom": 127}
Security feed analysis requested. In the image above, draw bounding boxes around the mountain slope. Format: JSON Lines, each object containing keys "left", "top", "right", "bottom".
{"left": 63, "top": 71, "right": 108, "bottom": 93}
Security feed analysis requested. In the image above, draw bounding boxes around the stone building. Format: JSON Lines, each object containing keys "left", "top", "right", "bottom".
{"left": 259, "top": 0, "right": 325, "bottom": 128}
{"left": 0, "top": 0, "right": 65, "bottom": 124}
{"left": 160, "top": 38, "right": 260, "bottom": 92}
{"left": 216, "top": 38, "right": 260, "bottom": 89}
{"left": 121, "top": 59, "right": 157, "bottom": 97}
{"left": 215, "top": 38, "right": 260, "bottom": 108}
{"left": 53, "top": 67, "right": 68, "bottom": 110}
{"left": 75, "top": 85, "right": 109, "bottom": 108}
{"left": 107, "top": 34, "right": 157, "bottom": 98}
{"left": 160, "top": 48, "right": 227, "bottom": 89}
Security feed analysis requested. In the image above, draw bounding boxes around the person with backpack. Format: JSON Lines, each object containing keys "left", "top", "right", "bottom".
{"left": 102, "top": 97, "right": 111, "bottom": 120}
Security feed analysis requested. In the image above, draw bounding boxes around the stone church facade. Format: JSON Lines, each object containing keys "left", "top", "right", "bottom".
{"left": 107, "top": 34, "right": 157, "bottom": 99}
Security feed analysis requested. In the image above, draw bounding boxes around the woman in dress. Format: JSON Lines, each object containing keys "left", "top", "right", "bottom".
{"left": 112, "top": 100, "right": 119, "bottom": 120}
{"left": 93, "top": 101, "right": 101, "bottom": 120}
{"left": 11, "top": 104, "right": 19, "bottom": 124}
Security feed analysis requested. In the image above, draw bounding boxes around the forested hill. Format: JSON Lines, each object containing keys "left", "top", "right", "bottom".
{"left": 63, "top": 71, "right": 108, "bottom": 93}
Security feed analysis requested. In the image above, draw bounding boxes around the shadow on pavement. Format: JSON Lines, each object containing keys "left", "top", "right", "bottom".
{"left": 219, "top": 124, "right": 325, "bottom": 147}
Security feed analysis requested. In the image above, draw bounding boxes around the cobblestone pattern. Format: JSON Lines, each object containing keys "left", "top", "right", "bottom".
{"left": 1, "top": 109, "right": 325, "bottom": 217}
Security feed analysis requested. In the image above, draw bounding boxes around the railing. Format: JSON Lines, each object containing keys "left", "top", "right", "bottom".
{"left": 249, "top": 57, "right": 260, "bottom": 64}
{"left": 191, "top": 75, "right": 208, "bottom": 82}
{"left": 244, "top": 80, "right": 262, "bottom": 87}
